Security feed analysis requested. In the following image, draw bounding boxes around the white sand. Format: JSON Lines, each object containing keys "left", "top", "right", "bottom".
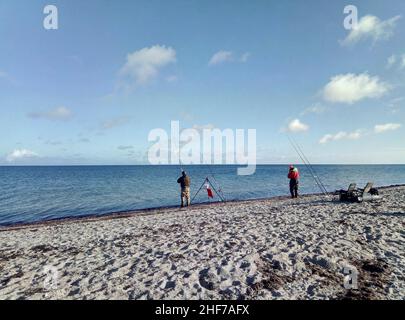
{"left": 0, "top": 186, "right": 404, "bottom": 300}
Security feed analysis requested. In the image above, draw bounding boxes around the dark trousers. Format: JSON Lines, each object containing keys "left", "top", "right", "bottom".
{"left": 289, "top": 179, "right": 299, "bottom": 198}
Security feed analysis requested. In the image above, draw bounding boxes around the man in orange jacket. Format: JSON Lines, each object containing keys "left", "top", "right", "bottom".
{"left": 288, "top": 165, "right": 299, "bottom": 198}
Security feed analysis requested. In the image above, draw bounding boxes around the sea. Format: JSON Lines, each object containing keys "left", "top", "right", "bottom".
{"left": 0, "top": 165, "right": 404, "bottom": 225}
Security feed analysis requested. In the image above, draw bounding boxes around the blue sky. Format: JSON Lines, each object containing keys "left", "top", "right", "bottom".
{"left": 0, "top": 0, "right": 404, "bottom": 165}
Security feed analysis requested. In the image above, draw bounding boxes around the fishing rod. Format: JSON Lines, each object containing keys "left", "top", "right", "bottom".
{"left": 289, "top": 135, "right": 329, "bottom": 195}
{"left": 179, "top": 155, "right": 184, "bottom": 172}
{"left": 287, "top": 134, "right": 328, "bottom": 196}
{"left": 294, "top": 143, "right": 328, "bottom": 195}
{"left": 292, "top": 138, "right": 329, "bottom": 196}
{"left": 289, "top": 136, "right": 327, "bottom": 195}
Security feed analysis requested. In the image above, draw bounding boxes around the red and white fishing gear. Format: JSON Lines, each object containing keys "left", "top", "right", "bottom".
{"left": 206, "top": 182, "right": 214, "bottom": 198}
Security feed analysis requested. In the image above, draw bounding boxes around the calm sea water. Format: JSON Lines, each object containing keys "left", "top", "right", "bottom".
{"left": 0, "top": 165, "right": 404, "bottom": 225}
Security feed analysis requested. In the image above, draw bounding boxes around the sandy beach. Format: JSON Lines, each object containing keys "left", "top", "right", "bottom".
{"left": 0, "top": 185, "right": 404, "bottom": 300}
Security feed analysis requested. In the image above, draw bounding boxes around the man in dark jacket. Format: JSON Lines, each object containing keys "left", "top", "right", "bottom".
{"left": 288, "top": 165, "right": 299, "bottom": 198}
{"left": 177, "top": 171, "right": 191, "bottom": 207}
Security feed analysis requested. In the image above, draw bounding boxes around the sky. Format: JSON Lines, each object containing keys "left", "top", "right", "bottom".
{"left": 0, "top": 0, "right": 404, "bottom": 165}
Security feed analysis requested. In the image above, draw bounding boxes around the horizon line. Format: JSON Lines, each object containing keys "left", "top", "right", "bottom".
{"left": 1, "top": 163, "right": 404, "bottom": 167}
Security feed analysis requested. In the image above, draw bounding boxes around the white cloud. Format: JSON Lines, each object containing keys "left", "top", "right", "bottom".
{"left": 166, "top": 75, "right": 178, "bottom": 83}
{"left": 321, "top": 123, "right": 402, "bottom": 144}
{"left": 387, "top": 55, "right": 397, "bottom": 68}
{"left": 301, "top": 103, "right": 327, "bottom": 116}
{"left": 319, "top": 129, "right": 364, "bottom": 144}
{"left": 322, "top": 73, "right": 390, "bottom": 104}
{"left": 374, "top": 123, "right": 402, "bottom": 133}
{"left": 401, "top": 54, "right": 405, "bottom": 69}
{"left": 28, "top": 106, "right": 72, "bottom": 121}
{"left": 118, "top": 145, "right": 134, "bottom": 150}
{"left": 6, "top": 149, "right": 39, "bottom": 162}
{"left": 119, "top": 45, "right": 176, "bottom": 85}
{"left": 341, "top": 14, "right": 401, "bottom": 46}
{"left": 387, "top": 97, "right": 404, "bottom": 114}
{"left": 287, "top": 119, "right": 309, "bottom": 133}
{"left": 208, "top": 51, "right": 250, "bottom": 66}
{"left": 346, "top": 130, "right": 363, "bottom": 140}
{"left": 208, "top": 50, "right": 233, "bottom": 66}
{"left": 240, "top": 52, "right": 251, "bottom": 63}
{"left": 319, "top": 134, "right": 337, "bottom": 144}
{"left": 386, "top": 54, "right": 405, "bottom": 69}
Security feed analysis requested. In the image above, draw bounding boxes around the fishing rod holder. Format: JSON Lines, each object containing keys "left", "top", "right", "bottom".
{"left": 191, "top": 176, "right": 226, "bottom": 204}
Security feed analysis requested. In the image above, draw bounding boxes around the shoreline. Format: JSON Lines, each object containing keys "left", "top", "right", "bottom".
{"left": 0, "top": 185, "right": 404, "bottom": 299}
{"left": 1, "top": 183, "right": 404, "bottom": 232}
